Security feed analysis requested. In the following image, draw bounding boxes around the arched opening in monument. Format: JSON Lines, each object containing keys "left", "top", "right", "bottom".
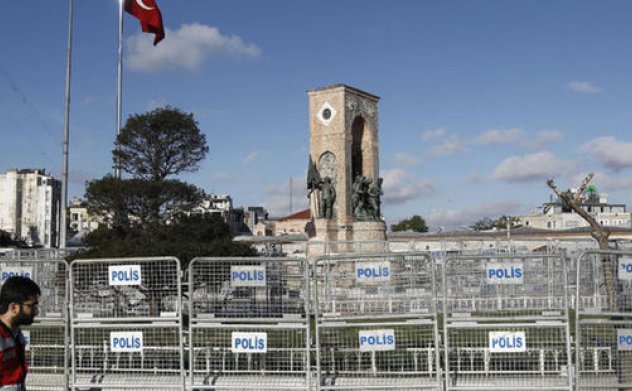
{"left": 351, "top": 116, "right": 373, "bottom": 179}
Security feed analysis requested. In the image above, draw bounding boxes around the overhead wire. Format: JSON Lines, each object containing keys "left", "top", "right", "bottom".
{"left": 0, "top": 105, "right": 57, "bottom": 165}
{"left": 0, "top": 63, "right": 61, "bottom": 144}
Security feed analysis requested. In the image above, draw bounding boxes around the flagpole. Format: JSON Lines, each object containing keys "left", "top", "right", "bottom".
{"left": 115, "top": 0, "right": 124, "bottom": 179}
{"left": 60, "top": 0, "right": 74, "bottom": 249}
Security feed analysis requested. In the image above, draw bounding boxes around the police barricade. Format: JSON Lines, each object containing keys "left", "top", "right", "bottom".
{"left": 0, "top": 248, "right": 80, "bottom": 260}
{"left": 314, "top": 252, "right": 441, "bottom": 390}
{"left": 575, "top": 250, "right": 632, "bottom": 389}
{"left": 69, "top": 257, "right": 185, "bottom": 390}
{"left": 0, "top": 259, "right": 69, "bottom": 391}
{"left": 188, "top": 257, "right": 310, "bottom": 390}
{"left": 309, "top": 241, "right": 389, "bottom": 256}
{"left": 442, "top": 255, "right": 572, "bottom": 390}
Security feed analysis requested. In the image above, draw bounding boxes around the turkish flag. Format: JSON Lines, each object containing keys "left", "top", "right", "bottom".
{"left": 125, "top": 0, "right": 165, "bottom": 45}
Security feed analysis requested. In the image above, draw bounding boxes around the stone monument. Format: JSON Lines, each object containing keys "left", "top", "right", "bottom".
{"left": 306, "top": 84, "right": 387, "bottom": 250}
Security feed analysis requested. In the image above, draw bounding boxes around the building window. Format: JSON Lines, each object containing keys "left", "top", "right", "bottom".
{"left": 72, "top": 213, "right": 79, "bottom": 221}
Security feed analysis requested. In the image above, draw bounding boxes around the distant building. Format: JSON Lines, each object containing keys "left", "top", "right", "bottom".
{"left": 519, "top": 187, "right": 631, "bottom": 230}
{"left": 68, "top": 199, "right": 100, "bottom": 242}
{"left": 243, "top": 209, "right": 313, "bottom": 237}
{"left": 253, "top": 220, "right": 275, "bottom": 236}
{"left": 275, "top": 209, "right": 312, "bottom": 236}
{"left": 190, "top": 194, "right": 247, "bottom": 235}
{"left": 244, "top": 206, "right": 268, "bottom": 234}
{"left": 0, "top": 168, "right": 61, "bottom": 247}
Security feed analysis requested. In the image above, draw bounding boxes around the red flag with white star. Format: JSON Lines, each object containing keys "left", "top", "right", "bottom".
{"left": 125, "top": 0, "right": 165, "bottom": 45}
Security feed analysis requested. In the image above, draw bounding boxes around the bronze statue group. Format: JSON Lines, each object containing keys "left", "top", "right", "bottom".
{"left": 307, "top": 158, "right": 383, "bottom": 221}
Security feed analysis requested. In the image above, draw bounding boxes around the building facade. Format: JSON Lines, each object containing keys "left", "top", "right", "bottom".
{"left": 68, "top": 199, "right": 100, "bottom": 238}
{"left": 0, "top": 169, "right": 61, "bottom": 247}
{"left": 519, "top": 189, "right": 631, "bottom": 230}
{"left": 190, "top": 194, "right": 248, "bottom": 235}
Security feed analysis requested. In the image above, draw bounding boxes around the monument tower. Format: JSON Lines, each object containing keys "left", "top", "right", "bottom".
{"left": 307, "top": 84, "right": 386, "bottom": 244}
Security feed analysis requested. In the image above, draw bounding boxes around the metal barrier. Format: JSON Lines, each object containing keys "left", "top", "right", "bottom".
{"left": 314, "top": 252, "right": 441, "bottom": 390}
{"left": 576, "top": 250, "right": 632, "bottom": 389}
{"left": 307, "top": 241, "right": 390, "bottom": 258}
{"left": 0, "top": 248, "right": 81, "bottom": 260}
{"left": 442, "top": 254, "right": 572, "bottom": 390}
{"left": 442, "top": 254, "right": 569, "bottom": 320}
{"left": 69, "top": 257, "right": 185, "bottom": 390}
{"left": 7, "top": 247, "right": 632, "bottom": 389}
{"left": 188, "top": 257, "right": 311, "bottom": 390}
{"left": 0, "top": 259, "right": 69, "bottom": 391}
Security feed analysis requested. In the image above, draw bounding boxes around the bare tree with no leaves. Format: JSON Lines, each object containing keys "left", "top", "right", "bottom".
{"left": 548, "top": 174, "right": 632, "bottom": 388}
{"left": 547, "top": 173, "right": 618, "bottom": 310}
{"left": 547, "top": 173, "right": 611, "bottom": 250}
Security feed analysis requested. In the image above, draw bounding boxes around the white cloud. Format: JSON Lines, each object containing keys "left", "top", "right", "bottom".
{"left": 127, "top": 23, "right": 261, "bottom": 72}
{"left": 535, "top": 129, "right": 564, "bottom": 143}
{"left": 430, "top": 135, "right": 467, "bottom": 156}
{"left": 421, "top": 127, "right": 447, "bottom": 141}
{"left": 425, "top": 201, "right": 522, "bottom": 230}
{"left": 580, "top": 136, "right": 632, "bottom": 171}
{"left": 476, "top": 128, "right": 525, "bottom": 145}
{"left": 420, "top": 127, "right": 467, "bottom": 156}
{"left": 393, "top": 152, "right": 421, "bottom": 166}
{"left": 212, "top": 172, "right": 234, "bottom": 182}
{"left": 490, "top": 151, "right": 575, "bottom": 182}
{"left": 243, "top": 152, "right": 259, "bottom": 164}
{"left": 476, "top": 128, "right": 564, "bottom": 150}
{"left": 382, "top": 168, "right": 435, "bottom": 205}
{"left": 567, "top": 81, "right": 601, "bottom": 94}
{"left": 468, "top": 170, "right": 482, "bottom": 183}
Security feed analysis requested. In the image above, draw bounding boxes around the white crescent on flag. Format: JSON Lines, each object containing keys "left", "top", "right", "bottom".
{"left": 135, "top": 0, "right": 155, "bottom": 11}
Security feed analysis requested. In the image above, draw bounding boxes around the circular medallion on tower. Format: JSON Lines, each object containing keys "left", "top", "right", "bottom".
{"left": 318, "top": 102, "right": 337, "bottom": 126}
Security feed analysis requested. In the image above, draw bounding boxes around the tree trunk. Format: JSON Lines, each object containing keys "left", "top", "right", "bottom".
{"left": 546, "top": 176, "right": 632, "bottom": 388}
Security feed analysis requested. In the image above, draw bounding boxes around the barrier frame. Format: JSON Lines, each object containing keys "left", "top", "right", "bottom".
{"left": 442, "top": 254, "right": 572, "bottom": 391}
{"left": 188, "top": 257, "right": 311, "bottom": 390}
{"left": 69, "top": 256, "right": 185, "bottom": 390}
{"left": 575, "top": 250, "right": 632, "bottom": 390}
{"left": 0, "top": 258, "right": 69, "bottom": 391}
{"left": 314, "top": 251, "right": 441, "bottom": 390}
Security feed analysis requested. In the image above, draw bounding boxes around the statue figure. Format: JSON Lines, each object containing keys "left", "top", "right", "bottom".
{"left": 352, "top": 175, "right": 363, "bottom": 214}
{"left": 306, "top": 157, "right": 322, "bottom": 218}
{"left": 352, "top": 176, "right": 383, "bottom": 221}
{"left": 368, "top": 177, "right": 383, "bottom": 219}
{"left": 353, "top": 176, "right": 371, "bottom": 219}
{"left": 319, "top": 177, "right": 336, "bottom": 219}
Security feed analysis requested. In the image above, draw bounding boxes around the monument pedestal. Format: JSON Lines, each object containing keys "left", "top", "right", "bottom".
{"left": 307, "top": 219, "right": 337, "bottom": 262}
{"left": 313, "top": 218, "right": 338, "bottom": 242}
{"left": 352, "top": 221, "right": 388, "bottom": 253}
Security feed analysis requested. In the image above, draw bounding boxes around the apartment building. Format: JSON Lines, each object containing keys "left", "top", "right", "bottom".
{"left": 0, "top": 168, "right": 61, "bottom": 247}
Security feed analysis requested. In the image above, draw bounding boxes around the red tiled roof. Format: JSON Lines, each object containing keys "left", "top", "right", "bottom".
{"left": 278, "top": 208, "right": 311, "bottom": 222}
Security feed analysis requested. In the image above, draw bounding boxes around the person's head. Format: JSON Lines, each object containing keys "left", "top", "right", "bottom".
{"left": 0, "top": 276, "right": 41, "bottom": 327}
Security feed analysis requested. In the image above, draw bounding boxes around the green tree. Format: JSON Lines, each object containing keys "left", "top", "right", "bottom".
{"left": 84, "top": 176, "right": 203, "bottom": 227}
{"left": 470, "top": 217, "right": 494, "bottom": 231}
{"left": 391, "top": 215, "right": 428, "bottom": 233}
{"left": 70, "top": 214, "right": 255, "bottom": 268}
{"left": 113, "top": 106, "right": 209, "bottom": 180}
{"left": 74, "top": 106, "right": 254, "bottom": 267}
{"left": 470, "top": 215, "right": 522, "bottom": 231}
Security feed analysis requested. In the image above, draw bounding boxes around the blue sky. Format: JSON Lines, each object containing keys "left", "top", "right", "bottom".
{"left": 2, "top": 1, "right": 632, "bottom": 230}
